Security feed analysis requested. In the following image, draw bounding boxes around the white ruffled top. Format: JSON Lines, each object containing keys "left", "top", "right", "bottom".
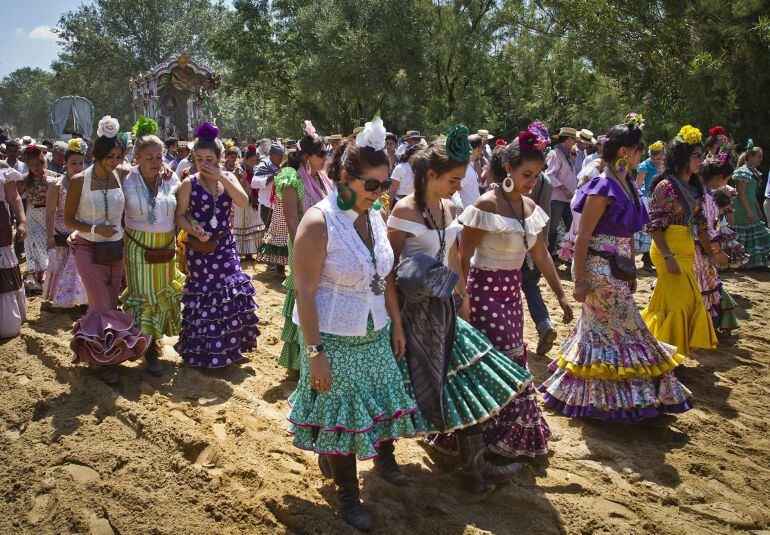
{"left": 459, "top": 204, "right": 549, "bottom": 270}
{"left": 387, "top": 215, "right": 463, "bottom": 267}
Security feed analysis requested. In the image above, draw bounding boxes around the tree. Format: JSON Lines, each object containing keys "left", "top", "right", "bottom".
{"left": 0, "top": 68, "right": 56, "bottom": 138}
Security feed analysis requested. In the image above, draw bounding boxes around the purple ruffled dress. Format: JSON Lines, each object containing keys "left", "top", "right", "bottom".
{"left": 539, "top": 174, "right": 693, "bottom": 421}
{"left": 175, "top": 176, "right": 260, "bottom": 367}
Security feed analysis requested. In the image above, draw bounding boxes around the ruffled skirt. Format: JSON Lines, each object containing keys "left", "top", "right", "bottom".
{"left": 43, "top": 244, "right": 88, "bottom": 308}
{"left": 120, "top": 229, "right": 185, "bottom": 339}
{"left": 71, "top": 310, "right": 151, "bottom": 365}
{"left": 257, "top": 198, "right": 288, "bottom": 265}
{"left": 24, "top": 206, "right": 48, "bottom": 273}
{"left": 540, "top": 235, "right": 692, "bottom": 421}
{"left": 288, "top": 321, "right": 417, "bottom": 460}
{"left": 232, "top": 204, "right": 264, "bottom": 256}
{"left": 732, "top": 220, "right": 770, "bottom": 268}
{"left": 692, "top": 242, "right": 722, "bottom": 322}
{"left": 641, "top": 226, "right": 718, "bottom": 356}
{"left": 0, "top": 245, "right": 25, "bottom": 338}
{"left": 400, "top": 317, "right": 532, "bottom": 435}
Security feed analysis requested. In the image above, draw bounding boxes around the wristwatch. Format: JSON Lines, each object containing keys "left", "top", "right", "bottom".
{"left": 305, "top": 343, "right": 325, "bottom": 358}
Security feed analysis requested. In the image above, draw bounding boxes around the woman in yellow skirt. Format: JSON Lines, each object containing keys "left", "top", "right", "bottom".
{"left": 641, "top": 126, "right": 717, "bottom": 356}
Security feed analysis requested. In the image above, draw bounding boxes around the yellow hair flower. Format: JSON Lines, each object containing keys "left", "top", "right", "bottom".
{"left": 677, "top": 125, "right": 702, "bottom": 145}
{"left": 649, "top": 140, "right": 665, "bottom": 152}
{"left": 67, "top": 138, "right": 84, "bottom": 153}
{"left": 224, "top": 139, "right": 235, "bottom": 149}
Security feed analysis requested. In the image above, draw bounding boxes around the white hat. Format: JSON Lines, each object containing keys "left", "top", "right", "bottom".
{"left": 577, "top": 129, "right": 596, "bottom": 145}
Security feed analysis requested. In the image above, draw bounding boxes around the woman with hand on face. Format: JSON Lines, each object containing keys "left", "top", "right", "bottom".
{"left": 287, "top": 118, "right": 417, "bottom": 532}
{"left": 540, "top": 114, "right": 693, "bottom": 422}
{"left": 0, "top": 162, "right": 27, "bottom": 338}
{"left": 276, "top": 121, "right": 334, "bottom": 375}
{"left": 65, "top": 116, "right": 150, "bottom": 384}
{"left": 641, "top": 125, "right": 718, "bottom": 356}
{"left": 43, "top": 139, "right": 88, "bottom": 310}
{"left": 387, "top": 125, "right": 533, "bottom": 494}
{"left": 437, "top": 130, "right": 573, "bottom": 460}
{"left": 120, "top": 120, "right": 185, "bottom": 377}
{"left": 173, "top": 123, "right": 260, "bottom": 369}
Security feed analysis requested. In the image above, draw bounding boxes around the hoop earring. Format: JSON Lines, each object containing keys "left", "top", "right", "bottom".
{"left": 502, "top": 176, "right": 515, "bottom": 193}
{"left": 615, "top": 156, "right": 629, "bottom": 173}
{"left": 337, "top": 182, "right": 357, "bottom": 211}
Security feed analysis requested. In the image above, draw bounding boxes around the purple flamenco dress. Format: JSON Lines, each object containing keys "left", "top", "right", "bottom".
{"left": 175, "top": 176, "right": 260, "bottom": 367}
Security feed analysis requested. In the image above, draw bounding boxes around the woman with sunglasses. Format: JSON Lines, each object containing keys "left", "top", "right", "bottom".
{"left": 387, "top": 125, "right": 533, "bottom": 493}
{"left": 641, "top": 126, "right": 718, "bottom": 356}
{"left": 287, "top": 118, "right": 416, "bottom": 532}
{"left": 277, "top": 122, "right": 334, "bottom": 375}
{"left": 540, "top": 114, "right": 693, "bottom": 421}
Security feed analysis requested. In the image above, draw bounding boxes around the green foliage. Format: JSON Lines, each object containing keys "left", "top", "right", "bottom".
{"left": 0, "top": 68, "right": 56, "bottom": 138}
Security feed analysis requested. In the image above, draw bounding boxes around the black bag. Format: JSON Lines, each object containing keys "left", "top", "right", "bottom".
{"left": 589, "top": 249, "right": 637, "bottom": 282}
{"left": 93, "top": 240, "right": 124, "bottom": 265}
{"left": 53, "top": 232, "right": 69, "bottom": 248}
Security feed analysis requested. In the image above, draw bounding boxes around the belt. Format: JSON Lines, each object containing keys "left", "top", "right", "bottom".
{"left": 32, "top": 204, "right": 46, "bottom": 208}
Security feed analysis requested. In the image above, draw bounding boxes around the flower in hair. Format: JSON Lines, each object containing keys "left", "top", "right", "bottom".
{"left": 716, "top": 151, "right": 731, "bottom": 166}
{"left": 247, "top": 144, "right": 257, "bottom": 152}
{"left": 624, "top": 112, "right": 646, "bottom": 129}
{"left": 709, "top": 126, "right": 726, "bottom": 138}
{"left": 224, "top": 139, "right": 235, "bottom": 150}
{"left": 303, "top": 120, "right": 319, "bottom": 140}
{"left": 527, "top": 121, "right": 550, "bottom": 151}
{"left": 131, "top": 116, "right": 158, "bottom": 139}
{"left": 444, "top": 124, "right": 472, "bottom": 163}
{"left": 675, "top": 125, "right": 702, "bottom": 145}
{"left": 356, "top": 115, "right": 387, "bottom": 151}
{"left": 517, "top": 130, "right": 539, "bottom": 152}
{"left": 194, "top": 122, "right": 219, "bottom": 142}
{"left": 97, "top": 115, "right": 120, "bottom": 139}
{"left": 67, "top": 138, "right": 84, "bottom": 154}
{"left": 648, "top": 140, "right": 665, "bottom": 153}
{"left": 495, "top": 138, "right": 507, "bottom": 147}
{"left": 746, "top": 138, "right": 754, "bottom": 150}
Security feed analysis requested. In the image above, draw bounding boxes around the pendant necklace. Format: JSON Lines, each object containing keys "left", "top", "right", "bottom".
{"left": 354, "top": 211, "right": 386, "bottom": 295}
{"left": 202, "top": 175, "right": 219, "bottom": 228}
{"left": 142, "top": 171, "right": 160, "bottom": 224}
{"left": 425, "top": 199, "right": 447, "bottom": 263}
{"left": 500, "top": 190, "right": 528, "bottom": 249}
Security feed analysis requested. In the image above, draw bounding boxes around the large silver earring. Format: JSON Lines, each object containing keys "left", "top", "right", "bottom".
{"left": 502, "top": 176, "right": 515, "bottom": 193}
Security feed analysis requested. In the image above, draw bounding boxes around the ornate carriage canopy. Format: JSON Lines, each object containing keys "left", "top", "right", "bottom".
{"left": 129, "top": 53, "right": 221, "bottom": 140}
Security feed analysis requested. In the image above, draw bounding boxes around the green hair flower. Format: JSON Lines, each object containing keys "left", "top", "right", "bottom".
{"left": 445, "top": 124, "right": 471, "bottom": 164}
{"left": 131, "top": 116, "right": 159, "bottom": 139}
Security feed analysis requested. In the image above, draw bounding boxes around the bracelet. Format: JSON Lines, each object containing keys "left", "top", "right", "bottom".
{"left": 455, "top": 291, "right": 469, "bottom": 299}
{"left": 574, "top": 278, "right": 589, "bottom": 286}
{"left": 663, "top": 253, "right": 675, "bottom": 260}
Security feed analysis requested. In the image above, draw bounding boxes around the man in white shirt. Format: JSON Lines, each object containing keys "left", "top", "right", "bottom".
{"left": 251, "top": 142, "right": 285, "bottom": 226}
{"left": 574, "top": 129, "right": 595, "bottom": 174}
{"left": 581, "top": 134, "right": 605, "bottom": 170}
{"left": 459, "top": 134, "right": 483, "bottom": 210}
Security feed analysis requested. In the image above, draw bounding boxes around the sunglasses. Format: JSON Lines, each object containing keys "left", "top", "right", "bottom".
{"left": 352, "top": 175, "right": 392, "bottom": 192}
{"left": 314, "top": 150, "right": 330, "bottom": 158}
{"left": 691, "top": 152, "right": 704, "bottom": 160}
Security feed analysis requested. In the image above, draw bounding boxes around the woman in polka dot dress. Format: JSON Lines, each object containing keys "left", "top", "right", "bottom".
{"left": 444, "top": 132, "right": 573, "bottom": 459}
{"left": 173, "top": 123, "right": 260, "bottom": 368}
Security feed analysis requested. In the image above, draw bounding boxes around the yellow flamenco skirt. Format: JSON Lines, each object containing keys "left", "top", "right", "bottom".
{"left": 641, "top": 225, "right": 717, "bottom": 356}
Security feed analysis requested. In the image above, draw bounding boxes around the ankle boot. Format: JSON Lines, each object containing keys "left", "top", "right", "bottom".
{"left": 456, "top": 428, "right": 522, "bottom": 494}
{"left": 328, "top": 454, "right": 372, "bottom": 532}
{"left": 373, "top": 440, "right": 408, "bottom": 487}
{"left": 144, "top": 340, "right": 164, "bottom": 377}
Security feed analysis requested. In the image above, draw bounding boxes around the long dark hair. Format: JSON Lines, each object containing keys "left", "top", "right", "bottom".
{"left": 651, "top": 141, "right": 705, "bottom": 199}
{"left": 489, "top": 141, "right": 545, "bottom": 183}
{"left": 409, "top": 144, "right": 466, "bottom": 213}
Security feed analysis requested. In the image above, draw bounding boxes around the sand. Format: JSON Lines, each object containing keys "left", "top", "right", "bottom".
{"left": 1, "top": 261, "right": 769, "bottom": 535}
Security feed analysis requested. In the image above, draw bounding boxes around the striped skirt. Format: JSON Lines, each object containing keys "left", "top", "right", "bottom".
{"left": 120, "top": 228, "right": 184, "bottom": 340}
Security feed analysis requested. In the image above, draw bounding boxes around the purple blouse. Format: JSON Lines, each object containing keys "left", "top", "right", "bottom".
{"left": 573, "top": 174, "right": 649, "bottom": 237}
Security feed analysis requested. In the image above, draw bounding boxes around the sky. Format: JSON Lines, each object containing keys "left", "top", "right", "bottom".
{"left": 0, "top": 0, "right": 83, "bottom": 78}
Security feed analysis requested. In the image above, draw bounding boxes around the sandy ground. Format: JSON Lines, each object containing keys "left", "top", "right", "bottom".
{"left": 1, "top": 259, "right": 769, "bottom": 535}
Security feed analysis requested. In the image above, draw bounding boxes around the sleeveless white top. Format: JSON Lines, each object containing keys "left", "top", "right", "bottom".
{"left": 459, "top": 204, "right": 549, "bottom": 270}
{"left": 123, "top": 166, "right": 181, "bottom": 233}
{"left": 387, "top": 213, "right": 463, "bottom": 267}
{"left": 76, "top": 166, "right": 125, "bottom": 242}
{"left": 292, "top": 191, "right": 394, "bottom": 337}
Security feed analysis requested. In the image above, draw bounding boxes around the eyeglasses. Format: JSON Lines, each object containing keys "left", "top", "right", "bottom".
{"left": 352, "top": 175, "right": 392, "bottom": 192}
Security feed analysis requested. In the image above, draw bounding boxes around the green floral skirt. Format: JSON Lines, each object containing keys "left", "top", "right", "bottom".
{"left": 288, "top": 320, "right": 418, "bottom": 460}
{"left": 401, "top": 317, "right": 533, "bottom": 435}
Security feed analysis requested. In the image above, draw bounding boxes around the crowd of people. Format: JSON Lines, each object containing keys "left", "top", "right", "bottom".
{"left": 0, "top": 112, "right": 767, "bottom": 531}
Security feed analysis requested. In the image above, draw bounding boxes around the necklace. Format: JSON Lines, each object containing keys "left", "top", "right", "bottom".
{"left": 200, "top": 175, "right": 220, "bottom": 228}
{"left": 425, "top": 199, "right": 447, "bottom": 262}
{"left": 94, "top": 169, "right": 111, "bottom": 225}
{"left": 354, "top": 210, "right": 386, "bottom": 295}
{"left": 141, "top": 170, "right": 161, "bottom": 224}
{"left": 500, "top": 189, "right": 528, "bottom": 249}
{"left": 606, "top": 168, "right": 635, "bottom": 200}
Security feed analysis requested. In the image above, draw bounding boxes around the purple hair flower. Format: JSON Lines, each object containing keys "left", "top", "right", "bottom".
{"left": 195, "top": 122, "right": 219, "bottom": 142}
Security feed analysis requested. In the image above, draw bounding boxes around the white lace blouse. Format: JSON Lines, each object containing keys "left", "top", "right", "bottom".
{"left": 459, "top": 204, "right": 549, "bottom": 270}
{"left": 75, "top": 166, "right": 125, "bottom": 243}
{"left": 292, "top": 191, "right": 394, "bottom": 337}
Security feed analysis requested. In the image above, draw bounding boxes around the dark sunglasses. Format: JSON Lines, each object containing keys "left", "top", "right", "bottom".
{"left": 352, "top": 175, "right": 392, "bottom": 192}
{"left": 314, "top": 149, "right": 330, "bottom": 158}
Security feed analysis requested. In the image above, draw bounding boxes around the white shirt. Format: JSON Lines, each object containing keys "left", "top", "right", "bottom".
{"left": 388, "top": 214, "right": 462, "bottom": 266}
{"left": 75, "top": 166, "right": 125, "bottom": 242}
{"left": 459, "top": 204, "right": 548, "bottom": 270}
{"left": 252, "top": 157, "right": 280, "bottom": 207}
{"left": 458, "top": 163, "right": 480, "bottom": 210}
{"left": 390, "top": 162, "right": 414, "bottom": 197}
{"left": 123, "top": 166, "right": 181, "bottom": 233}
{"left": 582, "top": 151, "right": 600, "bottom": 169}
{"left": 176, "top": 158, "right": 192, "bottom": 177}
{"left": 292, "top": 191, "right": 394, "bottom": 337}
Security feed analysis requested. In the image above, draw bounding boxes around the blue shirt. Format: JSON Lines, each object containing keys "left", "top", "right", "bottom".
{"left": 637, "top": 158, "right": 659, "bottom": 197}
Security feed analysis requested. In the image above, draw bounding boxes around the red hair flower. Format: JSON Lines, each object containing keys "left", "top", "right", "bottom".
{"left": 709, "top": 126, "right": 726, "bottom": 138}
{"left": 517, "top": 130, "right": 538, "bottom": 152}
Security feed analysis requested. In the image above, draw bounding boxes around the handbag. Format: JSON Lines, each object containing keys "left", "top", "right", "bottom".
{"left": 185, "top": 229, "right": 229, "bottom": 254}
{"left": 93, "top": 240, "right": 124, "bottom": 265}
{"left": 53, "top": 232, "right": 70, "bottom": 247}
{"left": 125, "top": 230, "right": 176, "bottom": 264}
{"left": 589, "top": 249, "right": 637, "bottom": 282}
